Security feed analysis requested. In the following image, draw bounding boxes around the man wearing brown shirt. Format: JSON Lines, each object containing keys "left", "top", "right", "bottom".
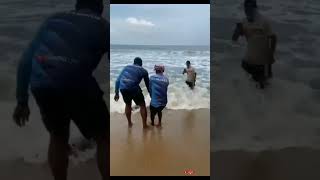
{"left": 232, "top": 0, "right": 277, "bottom": 89}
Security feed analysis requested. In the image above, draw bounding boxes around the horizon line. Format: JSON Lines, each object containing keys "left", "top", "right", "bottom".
{"left": 110, "top": 44, "right": 210, "bottom": 46}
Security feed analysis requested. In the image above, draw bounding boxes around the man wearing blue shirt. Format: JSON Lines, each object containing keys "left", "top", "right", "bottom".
{"left": 149, "top": 65, "right": 169, "bottom": 127}
{"left": 114, "top": 57, "right": 150, "bottom": 129}
{"left": 12, "top": 0, "right": 109, "bottom": 179}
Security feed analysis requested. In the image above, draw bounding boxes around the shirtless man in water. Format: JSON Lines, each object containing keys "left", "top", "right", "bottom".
{"left": 232, "top": 0, "right": 277, "bottom": 89}
{"left": 183, "top": 61, "right": 197, "bottom": 90}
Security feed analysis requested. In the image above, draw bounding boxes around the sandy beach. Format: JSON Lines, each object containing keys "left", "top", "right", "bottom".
{"left": 110, "top": 108, "right": 210, "bottom": 176}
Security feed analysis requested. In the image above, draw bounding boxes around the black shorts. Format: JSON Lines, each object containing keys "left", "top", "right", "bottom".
{"left": 120, "top": 89, "right": 145, "bottom": 106}
{"left": 186, "top": 81, "right": 195, "bottom": 88}
{"left": 150, "top": 105, "right": 165, "bottom": 114}
{"left": 241, "top": 61, "right": 272, "bottom": 82}
{"left": 31, "top": 87, "right": 109, "bottom": 140}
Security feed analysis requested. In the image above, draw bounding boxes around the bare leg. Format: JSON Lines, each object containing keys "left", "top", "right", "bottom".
{"left": 125, "top": 104, "right": 133, "bottom": 127}
{"left": 48, "top": 134, "right": 69, "bottom": 180}
{"left": 150, "top": 108, "right": 156, "bottom": 126}
{"left": 140, "top": 104, "right": 148, "bottom": 129}
{"left": 157, "top": 111, "right": 162, "bottom": 127}
{"left": 96, "top": 135, "right": 108, "bottom": 180}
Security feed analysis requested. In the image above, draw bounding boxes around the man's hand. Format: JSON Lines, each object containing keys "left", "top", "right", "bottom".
{"left": 182, "top": 68, "right": 186, "bottom": 74}
{"left": 13, "top": 104, "right": 30, "bottom": 127}
{"left": 232, "top": 23, "right": 243, "bottom": 42}
{"left": 114, "top": 94, "right": 119, "bottom": 102}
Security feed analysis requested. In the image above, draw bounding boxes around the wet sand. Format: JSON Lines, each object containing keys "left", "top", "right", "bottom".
{"left": 110, "top": 108, "right": 210, "bottom": 176}
{"left": 212, "top": 147, "right": 320, "bottom": 180}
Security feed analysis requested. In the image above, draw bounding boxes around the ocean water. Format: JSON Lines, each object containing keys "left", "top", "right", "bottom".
{"left": 110, "top": 44, "right": 210, "bottom": 113}
{"left": 212, "top": 0, "right": 320, "bottom": 151}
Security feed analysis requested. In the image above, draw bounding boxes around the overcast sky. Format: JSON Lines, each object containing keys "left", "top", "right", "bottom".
{"left": 110, "top": 4, "right": 210, "bottom": 46}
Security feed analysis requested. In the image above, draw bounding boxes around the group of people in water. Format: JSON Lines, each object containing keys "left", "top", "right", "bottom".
{"left": 114, "top": 57, "right": 197, "bottom": 129}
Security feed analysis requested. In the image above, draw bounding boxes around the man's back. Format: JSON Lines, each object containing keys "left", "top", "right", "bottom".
{"left": 16, "top": 8, "right": 109, "bottom": 104}
{"left": 242, "top": 12, "right": 274, "bottom": 65}
{"left": 118, "top": 65, "right": 148, "bottom": 91}
{"left": 150, "top": 74, "right": 169, "bottom": 107}
{"left": 28, "top": 9, "right": 108, "bottom": 88}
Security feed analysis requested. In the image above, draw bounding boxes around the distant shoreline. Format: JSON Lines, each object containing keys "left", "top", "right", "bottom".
{"left": 111, "top": 44, "right": 210, "bottom": 47}
{"left": 110, "top": 44, "right": 210, "bottom": 51}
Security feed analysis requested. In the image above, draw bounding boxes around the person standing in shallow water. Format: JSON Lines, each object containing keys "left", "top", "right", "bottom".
{"left": 232, "top": 0, "right": 277, "bottom": 89}
{"left": 183, "top": 61, "right": 197, "bottom": 90}
{"left": 13, "top": 0, "right": 109, "bottom": 179}
{"left": 149, "top": 65, "right": 169, "bottom": 127}
{"left": 114, "top": 57, "right": 150, "bottom": 129}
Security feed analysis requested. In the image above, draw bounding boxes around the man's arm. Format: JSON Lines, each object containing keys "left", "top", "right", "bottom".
{"left": 14, "top": 22, "right": 46, "bottom": 127}
{"left": 16, "top": 23, "right": 45, "bottom": 106}
{"left": 232, "top": 23, "right": 243, "bottom": 42}
{"left": 144, "top": 72, "right": 150, "bottom": 94}
{"left": 149, "top": 77, "right": 152, "bottom": 95}
{"left": 114, "top": 70, "right": 123, "bottom": 102}
{"left": 269, "top": 34, "right": 277, "bottom": 54}
{"left": 115, "top": 70, "right": 122, "bottom": 95}
{"left": 264, "top": 19, "right": 277, "bottom": 54}
{"left": 182, "top": 68, "right": 186, "bottom": 74}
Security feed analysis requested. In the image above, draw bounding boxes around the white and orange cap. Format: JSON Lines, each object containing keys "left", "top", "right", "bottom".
{"left": 154, "top": 64, "right": 165, "bottom": 73}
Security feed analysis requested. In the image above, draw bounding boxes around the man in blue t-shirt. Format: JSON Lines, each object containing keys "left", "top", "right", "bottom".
{"left": 12, "top": 0, "right": 109, "bottom": 179}
{"left": 114, "top": 57, "right": 150, "bottom": 129}
{"left": 149, "top": 65, "right": 169, "bottom": 127}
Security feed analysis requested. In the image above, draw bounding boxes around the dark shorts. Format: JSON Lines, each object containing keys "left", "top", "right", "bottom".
{"left": 150, "top": 105, "right": 165, "bottom": 114}
{"left": 185, "top": 81, "right": 195, "bottom": 89}
{"left": 31, "top": 87, "right": 109, "bottom": 140}
{"left": 241, "top": 61, "right": 272, "bottom": 82}
{"left": 120, "top": 89, "right": 145, "bottom": 106}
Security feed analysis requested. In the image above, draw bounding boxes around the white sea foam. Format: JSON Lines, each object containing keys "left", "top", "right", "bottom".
{"left": 110, "top": 45, "right": 210, "bottom": 113}
{"left": 212, "top": 0, "right": 320, "bottom": 151}
{"left": 110, "top": 82, "right": 210, "bottom": 114}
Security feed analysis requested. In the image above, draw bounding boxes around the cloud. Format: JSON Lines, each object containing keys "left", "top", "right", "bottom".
{"left": 126, "top": 17, "right": 155, "bottom": 27}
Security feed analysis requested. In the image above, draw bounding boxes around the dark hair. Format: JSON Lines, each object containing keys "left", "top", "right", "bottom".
{"left": 76, "top": 0, "right": 104, "bottom": 15}
{"left": 186, "top": 61, "right": 191, "bottom": 65}
{"left": 244, "top": 0, "right": 257, "bottom": 8}
{"left": 134, "top": 57, "right": 143, "bottom": 66}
